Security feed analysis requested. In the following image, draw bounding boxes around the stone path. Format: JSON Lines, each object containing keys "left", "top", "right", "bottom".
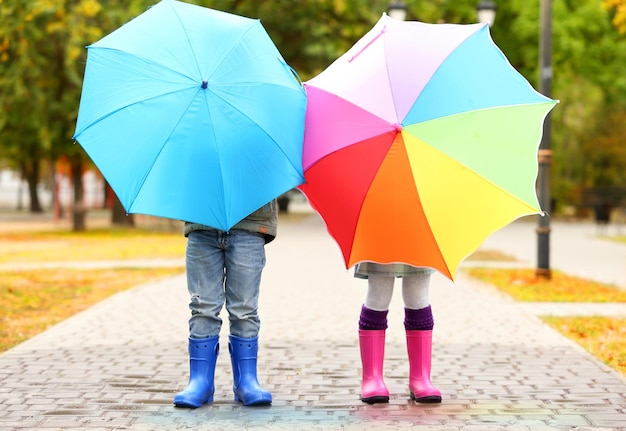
{"left": 0, "top": 209, "right": 625, "bottom": 430}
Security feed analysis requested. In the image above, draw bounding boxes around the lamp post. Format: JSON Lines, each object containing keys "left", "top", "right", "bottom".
{"left": 536, "top": 0, "right": 553, "bottom": 280}
{"left": 388, "top": 1, "right": 408, "bottom": 21}
{"left": 476, "top": 1, "right": 497, "bottom": 27}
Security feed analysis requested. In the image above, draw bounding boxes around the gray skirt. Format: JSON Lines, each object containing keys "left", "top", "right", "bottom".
{"left": 354, "top": 262, "right": 435, "bottom": 279}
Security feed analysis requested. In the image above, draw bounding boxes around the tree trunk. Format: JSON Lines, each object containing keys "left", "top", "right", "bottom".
{"left": 20, "top": 161, "right": 43, "bottom": 213}
{"left": 111, "top": 192, "right": 134, "bottom": 227}
{"left": 102, "top": 180, "right": 109, "bottom": 209}
{"left": 70, "top": 158, "right": 86, "bottom": 231}
{"left": 49, "top": 159, "right": 61, "bottom": 220}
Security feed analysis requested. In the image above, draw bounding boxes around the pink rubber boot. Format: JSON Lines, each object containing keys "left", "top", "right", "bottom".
{"left": 359, "top": 329, "right": 389, "bottom": 404}
{"left": 406, "top": 330, "right": 442, "bottom": 403}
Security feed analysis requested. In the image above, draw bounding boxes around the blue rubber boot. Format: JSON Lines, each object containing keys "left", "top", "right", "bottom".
{"left": 229, "top": 335, "right": 272, "bottom": 406}
{"left": 173, "top": 336, "right": 219, "bottom": 408}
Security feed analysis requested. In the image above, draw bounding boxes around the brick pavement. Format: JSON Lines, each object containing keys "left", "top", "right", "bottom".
{"left": 1, "top": 210, "right": 625, "bottom": 430}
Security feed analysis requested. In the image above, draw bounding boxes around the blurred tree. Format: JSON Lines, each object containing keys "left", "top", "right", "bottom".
{"left": 490, "top": 0, "right": 626, "bottom": 211}
{"left": 2, "top": 0, "right": 626, "bottom": 226}
{"left": 551, "top": 1, "right": 626, "bottom": 210}
{"left": 0, "top": 1, "right": 45, "bottom": 212}
{"left": 203, "top": 0, "right": 390, "bottom": 79}
{"left": 0, "top": 0, "right": 147, "bottom": 228}
{"left": 234, "top": 0, "right": 626, "bottom": 211}
{"left": 604, "top": 0, "right": 626, "bottom": 33}
{"left": 583, "top": 110, "right": 626, "bottom": 189}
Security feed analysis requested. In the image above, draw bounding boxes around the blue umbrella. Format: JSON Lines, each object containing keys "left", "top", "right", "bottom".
{"left": 73, "top": 0, "right": 306, "bottom": 230}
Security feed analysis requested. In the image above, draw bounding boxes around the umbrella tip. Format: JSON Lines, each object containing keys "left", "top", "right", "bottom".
{"left": 394, "top": 123, "right": 403, "bottom": 133}
{"left": 201, "top": 80, "right": 208, "bottom": 89}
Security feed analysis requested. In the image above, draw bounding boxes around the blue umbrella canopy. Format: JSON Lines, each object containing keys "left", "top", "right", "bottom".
{"left": 73, "top": 0, "right": 306, "bottom": 230}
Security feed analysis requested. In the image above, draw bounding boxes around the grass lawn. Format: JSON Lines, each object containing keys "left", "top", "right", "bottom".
{"left": 465, "top": 264, "right": 626, "bottom": 376}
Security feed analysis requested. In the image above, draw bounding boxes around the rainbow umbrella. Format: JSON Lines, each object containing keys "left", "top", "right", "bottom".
{"left": 299, "top": 14, "right": 557, "bottom": 281}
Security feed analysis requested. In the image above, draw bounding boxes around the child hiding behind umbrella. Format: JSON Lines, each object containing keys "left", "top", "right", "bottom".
{"left": 355, "top": 262, "right": 441, "bottom": 404}
{"left": 174, "top": 201, "right": 277, "bottom": 408}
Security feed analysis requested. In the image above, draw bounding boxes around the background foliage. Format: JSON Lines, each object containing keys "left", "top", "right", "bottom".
{"left": 1, "top": 0, "right": 626, "bottom": 227}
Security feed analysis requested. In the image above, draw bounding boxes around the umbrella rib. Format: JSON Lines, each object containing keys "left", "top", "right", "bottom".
{"left": 202, "top": 91, "right": 229, "bottom": 213}
{"left": 169, "top": 1, "right": 262, "bottom": 87}
{"left": 167, "top": 1, "right": 204, "bottom": 80}
{"left": 204, "top": 23, "right": 274, "bottom": 87}
{"left": 414, "top": 138, "right": 542, "bottom": 213}
{"left": 129, "top": 89, "right": 207, "bottom": 212}
{"left": 74, "top": 81, "right": 197, "bottom": 139}
{"left": 211, "top": 84, "right": 305, "bottom": 178}
{"left": 414, "top": 101, "right": 554, "bottom": 124}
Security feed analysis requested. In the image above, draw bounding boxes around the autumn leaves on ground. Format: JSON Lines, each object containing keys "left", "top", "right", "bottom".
{"left": 0, "top": 226, "right": 187, "bottom": 352}
{"left": 467, "top": 264, "right": 626, "bottom": 376}
{"left": 1, "top": 217, "right": 625, "bottom": 378}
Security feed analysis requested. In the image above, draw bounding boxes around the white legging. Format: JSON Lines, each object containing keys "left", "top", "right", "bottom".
{"left": 364, "top": 273, "right": 430, "bottom": 311}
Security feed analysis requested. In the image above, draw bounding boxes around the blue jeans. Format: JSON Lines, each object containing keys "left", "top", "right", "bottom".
{"left": 185, "top": 229, "right": 266, "bottom": 339}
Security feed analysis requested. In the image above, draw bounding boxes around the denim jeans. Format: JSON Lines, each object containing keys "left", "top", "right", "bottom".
{"left": 185, "top": 229, "right": 266, "bottom": 339}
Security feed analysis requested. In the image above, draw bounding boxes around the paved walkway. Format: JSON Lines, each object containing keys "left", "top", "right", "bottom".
{"left": 1, "top": 208, "right": 625, "bottom": 430}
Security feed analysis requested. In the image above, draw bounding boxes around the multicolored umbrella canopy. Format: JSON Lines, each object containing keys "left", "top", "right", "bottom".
{"left": 299, "top": 14, "right": 557, "bottom": 281}
{"left": 73, "top": 0, "right": 306, "bottom": 231}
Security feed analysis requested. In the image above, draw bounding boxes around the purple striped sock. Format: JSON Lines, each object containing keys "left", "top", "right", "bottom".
{"left": 404, "top": 305, "right": 434, "bottom": 331}
{"left": 359, "top": 305, "right": 388, "bottom": 330}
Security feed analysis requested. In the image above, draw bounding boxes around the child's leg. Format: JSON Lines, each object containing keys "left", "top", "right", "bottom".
{"left": 359, "top": 274, "right": 394, "bottom": 404}
{"left": 401, "top": 274, "right": 434, "bottom": 331}
{"left": 224, "top": 230, "right": 271, "bottom": 406}
{"left": 175, "top": 230, "right": 225, "bottom": 408}
{"left": 223, "top": 230, "right": 265, "bottom": 339}
{"left": 402, "top": 273, "right": 441, "bottom": 403}
{"left": 401, "top": 273, "right": 430, "bottom": 312}
{"left": 364, "top": 273, "right": 395, "bottom": 312}
{"left": 186, "top": 230, "right": 227, "bottom": 339}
